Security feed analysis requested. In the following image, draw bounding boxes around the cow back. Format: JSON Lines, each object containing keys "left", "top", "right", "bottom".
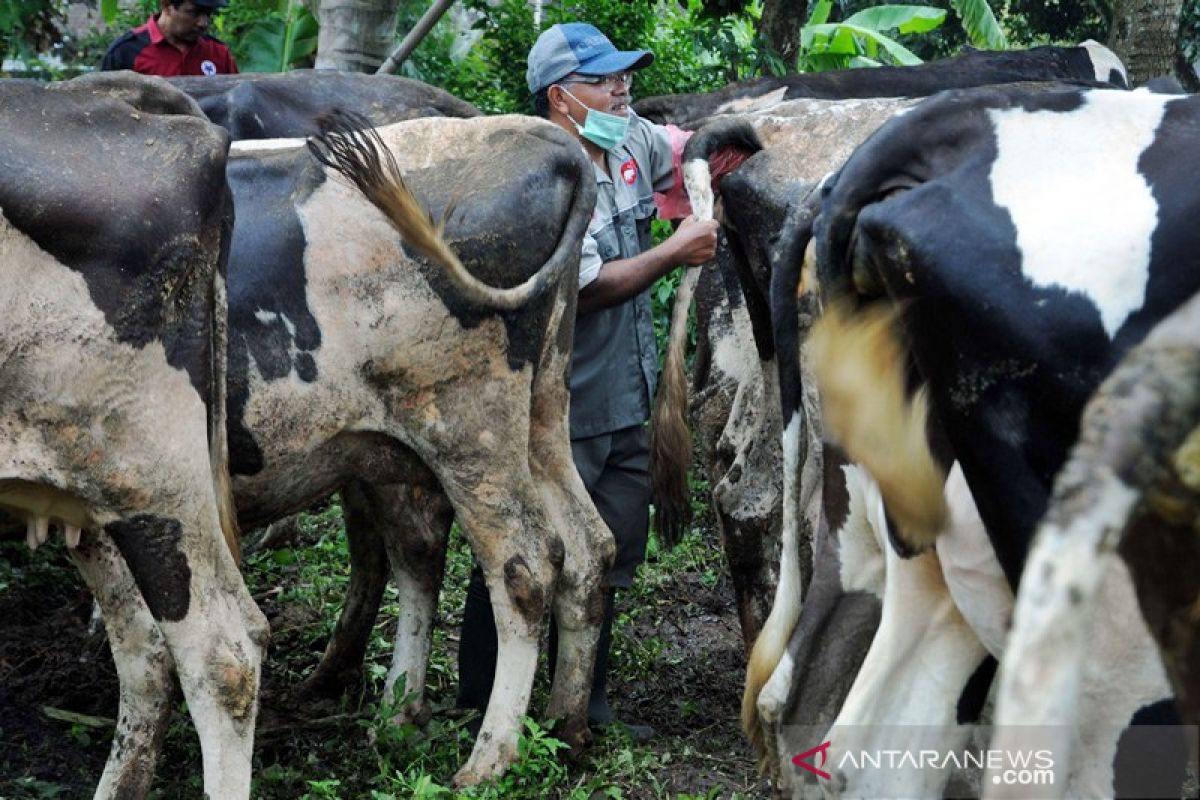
{"left": 170, "top": 71, "right": 479, "bottom": 140}
{"left": 0, "top": 73, "right": 232, "bottom": 398}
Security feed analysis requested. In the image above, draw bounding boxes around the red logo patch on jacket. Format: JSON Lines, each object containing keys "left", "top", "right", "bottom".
{"left": 620, "top": 158, "right": 638, "bottom": 185}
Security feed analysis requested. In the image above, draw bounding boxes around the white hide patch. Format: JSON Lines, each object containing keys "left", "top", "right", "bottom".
{"left": 683, "top": 158, "right": 713, "bottom": 222}
{"left": 988, "top": 91, "right": 1171, "bottom": 338}
{"left": 936, "top": 462, "right": 1012, "bottom": 659}
{"left": 1080, "top": 40, "right": 1129, "bottom": 86}
{"left": 837, "top": 463, "right": 886, "bottom": 599}
{"left": 774, "top": 411, "right": 804, "bottom": 609}
{"left": 231, "top": 138, "right": 306, "bottom": 154}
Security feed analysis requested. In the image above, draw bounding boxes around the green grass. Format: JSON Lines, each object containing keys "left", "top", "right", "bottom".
{"left": 1, "top": 473, "right": 761, "bottom": 799}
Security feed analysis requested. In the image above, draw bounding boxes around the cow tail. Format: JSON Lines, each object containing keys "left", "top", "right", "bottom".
{"left": 741, "top": 203, "right": 822, "bottom": 766}
{"left": 210, "top": 261, "right": 240, "bottom": 564}
{"left": 308, "top": 109, "right": 591, "bottom": 312}
{"left": 649, "top": 264, "right": 701, "bottom": 548}
{"left": 649, "top": 120, "right": 763, "bottom": 548}
{"left": 808, "top": 297, "right": 948, "bottom": 548}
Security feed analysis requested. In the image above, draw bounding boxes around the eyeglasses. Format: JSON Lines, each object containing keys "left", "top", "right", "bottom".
{"left": 561, "top": 71, "right": 634, "bottom": 90}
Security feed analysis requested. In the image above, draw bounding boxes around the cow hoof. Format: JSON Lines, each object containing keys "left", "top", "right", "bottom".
{"left": 452, "top": 764, "right": 498, "bottom": 788}
{"left": 554, "top": 715, "right": 593, "bottom": 759}
{"left": 388, "top": 699, "right": 431, "bottom": 727}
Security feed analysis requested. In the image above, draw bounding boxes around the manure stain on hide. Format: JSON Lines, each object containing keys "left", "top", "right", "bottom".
{"left": 503, "top": 555, "right": 544, "bottom": 627}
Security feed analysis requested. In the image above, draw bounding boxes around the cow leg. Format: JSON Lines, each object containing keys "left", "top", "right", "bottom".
{"left": 522, "top": 272, "right": 610, "bottom": 751}
{"left": 297, "top": 486, "right": 390, "bottom": 700}
{"left": 529, "top": 410, "right": 609, "bottom": 751}
{"left": 106, "top": 503, "right": 269, "bottom": 800}
{"left": 427, "top": 458, "right": 556, "bottom": 787}
{"left": 826, "top": 464, "right": 991, "bottom": 799}
{"left": 70, "top": 528, "right": 174, "bottom": 800}
{"left": 378, "top": 482, "right": 453, "bottom": 723}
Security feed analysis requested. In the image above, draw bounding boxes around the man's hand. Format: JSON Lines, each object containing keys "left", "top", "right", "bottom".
{"left": 667, "top": 216, "right": 720, "bottom": 265}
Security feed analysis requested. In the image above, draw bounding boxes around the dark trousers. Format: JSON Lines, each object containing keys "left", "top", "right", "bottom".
{"left": 456, "top": 425, "right": 650, "bottom": 716}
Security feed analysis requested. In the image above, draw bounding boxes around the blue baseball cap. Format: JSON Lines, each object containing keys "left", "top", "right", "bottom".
{"left": 526, "top": 23, "right": 653, "bottom": 94}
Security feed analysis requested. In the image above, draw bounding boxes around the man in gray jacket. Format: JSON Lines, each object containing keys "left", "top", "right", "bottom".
{"left": 456, "top": 22, "right": 719, "bottom": 737}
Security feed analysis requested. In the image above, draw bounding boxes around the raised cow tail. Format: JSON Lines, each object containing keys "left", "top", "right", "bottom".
{"left": 308, "top": 109, "right": 592, "bottom": 312}
{"left": 649, "top": 119, "right": 763, "bottom": 548}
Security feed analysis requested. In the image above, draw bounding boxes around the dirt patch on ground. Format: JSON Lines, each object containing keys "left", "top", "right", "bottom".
{"left": 0, "top": 528, "right": 768, "bottom": 798}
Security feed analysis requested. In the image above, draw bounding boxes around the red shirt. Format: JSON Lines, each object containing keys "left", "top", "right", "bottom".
{"left": 100, "top": 14, "right": 238, "bottom": 77}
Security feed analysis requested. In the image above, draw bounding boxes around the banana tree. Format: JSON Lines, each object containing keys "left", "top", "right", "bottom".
{"left": 238, "top": 0, "right": 319, "bottom": 72}
{"left": 798, "top": 0, "right": 1006, "bottom": 72}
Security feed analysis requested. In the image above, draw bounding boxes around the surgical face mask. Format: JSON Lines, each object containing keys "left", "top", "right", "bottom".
{"left": 560, "top": 86, "right": 630, "bottom": 151}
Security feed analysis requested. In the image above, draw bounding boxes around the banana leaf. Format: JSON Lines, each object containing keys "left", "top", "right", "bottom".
{"left": 950, "top": 0, "right": 1007, "bottom": 50}
{"left": 239, "top": 2, "right": 318, "bottom": 73}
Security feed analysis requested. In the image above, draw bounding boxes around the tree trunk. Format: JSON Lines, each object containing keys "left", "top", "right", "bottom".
{"left": 759, "top": 0, "right": 808, "bottom": 72}
{"left": 1108, "top": 0, "right": 1184, "bottom": 86}
{"left": 312, "top": 0, "right": 400, "bottom": 73}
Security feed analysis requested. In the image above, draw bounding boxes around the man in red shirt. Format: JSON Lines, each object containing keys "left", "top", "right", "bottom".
{"left": 101, "top": 0, "right": 237, "bottom": 77}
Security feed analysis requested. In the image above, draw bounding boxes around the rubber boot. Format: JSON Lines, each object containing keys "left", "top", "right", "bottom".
{"left": 586, "top": 589, "right": 616, "bottom": 725}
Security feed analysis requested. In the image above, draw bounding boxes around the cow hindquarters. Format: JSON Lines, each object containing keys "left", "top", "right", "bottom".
{"left": 70, "top": 529, "right": 174, "bottom": 800}
{"left": 991, "top": 310, "right": 1200, "bottom": 798}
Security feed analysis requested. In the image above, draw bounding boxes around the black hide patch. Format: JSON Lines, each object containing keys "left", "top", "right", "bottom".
{"left": 954, "top": 655, "right": 996, "bottom": 724}
{"left": 105, "top": 514, "right": 192, "bottom": 622}
{"left": 0, "top": 81, "right": 230, "bottom": 402}
{"left": 225, "top": 148, "right": 326, "bottom": 476}
{"left": 169, "top": 71, "right": 477, "bottom": 141}
{"left": 1113, "top": 699, "right": 1187, "bottom": 799}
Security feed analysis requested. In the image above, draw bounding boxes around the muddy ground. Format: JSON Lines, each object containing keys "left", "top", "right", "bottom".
{"left": 0, "top": 520, "right": 769, "bottom": 799}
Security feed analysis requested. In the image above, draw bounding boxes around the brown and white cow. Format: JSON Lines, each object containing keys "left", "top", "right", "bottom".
{"left": 0, "top": 73, "right": 269, "bottom": 799}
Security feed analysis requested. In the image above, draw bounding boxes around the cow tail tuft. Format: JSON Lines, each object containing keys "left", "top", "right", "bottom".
{"left": 649, "top": 266, "right": 701, "bottom": 548}
{"left": 308, "top": 109, "right": 464, "bottom": 279}
{"left": 742, "top": 612, "right": 788, "bottom": 767}
{"left": 309, "top": 109, "right": 582, "bottom": 312}
{"left": 808, "top": 297, "right": 948, "bottom": 548}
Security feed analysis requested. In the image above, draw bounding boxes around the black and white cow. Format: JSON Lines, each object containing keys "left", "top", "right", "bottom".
{"left": 168, "top": 70, "right": 478, "bottom": 140}
{"left": 168, "top": 70, "right": 482, "bottom": 710}
{"left": 809, "top": 84, "right": 1200, "bottom": 797}
{"left": 993, "top": 290, "right": 1200, "bottom": 796}
{"left": 227, "top": 113, "right": 608, "bottom": 785}
{"left": 634, "top": 41, "right": 1126, "bottom": 127}
{"left": 0, "top": 73, "right": 269, "bottom": 798}
{"left": 654, "top": 41, "right": 1131, "bottom": 678}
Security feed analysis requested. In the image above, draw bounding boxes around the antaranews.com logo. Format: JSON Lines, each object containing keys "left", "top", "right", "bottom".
{"left": 784, "top": 724, "right": 1198, "bottom": 799}
{"left": 792, "top": 740, "right": 1053, "bottom": 787}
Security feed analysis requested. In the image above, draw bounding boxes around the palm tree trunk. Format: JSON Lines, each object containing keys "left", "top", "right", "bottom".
{"left": 1109, "top": 0, "right": 1185, "bottom": 85}
{"left": 312, "top": 0, "right": 400, "bottom": 72}
{"left": 759, "top": 0, "right": 808, "bottom": 71}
